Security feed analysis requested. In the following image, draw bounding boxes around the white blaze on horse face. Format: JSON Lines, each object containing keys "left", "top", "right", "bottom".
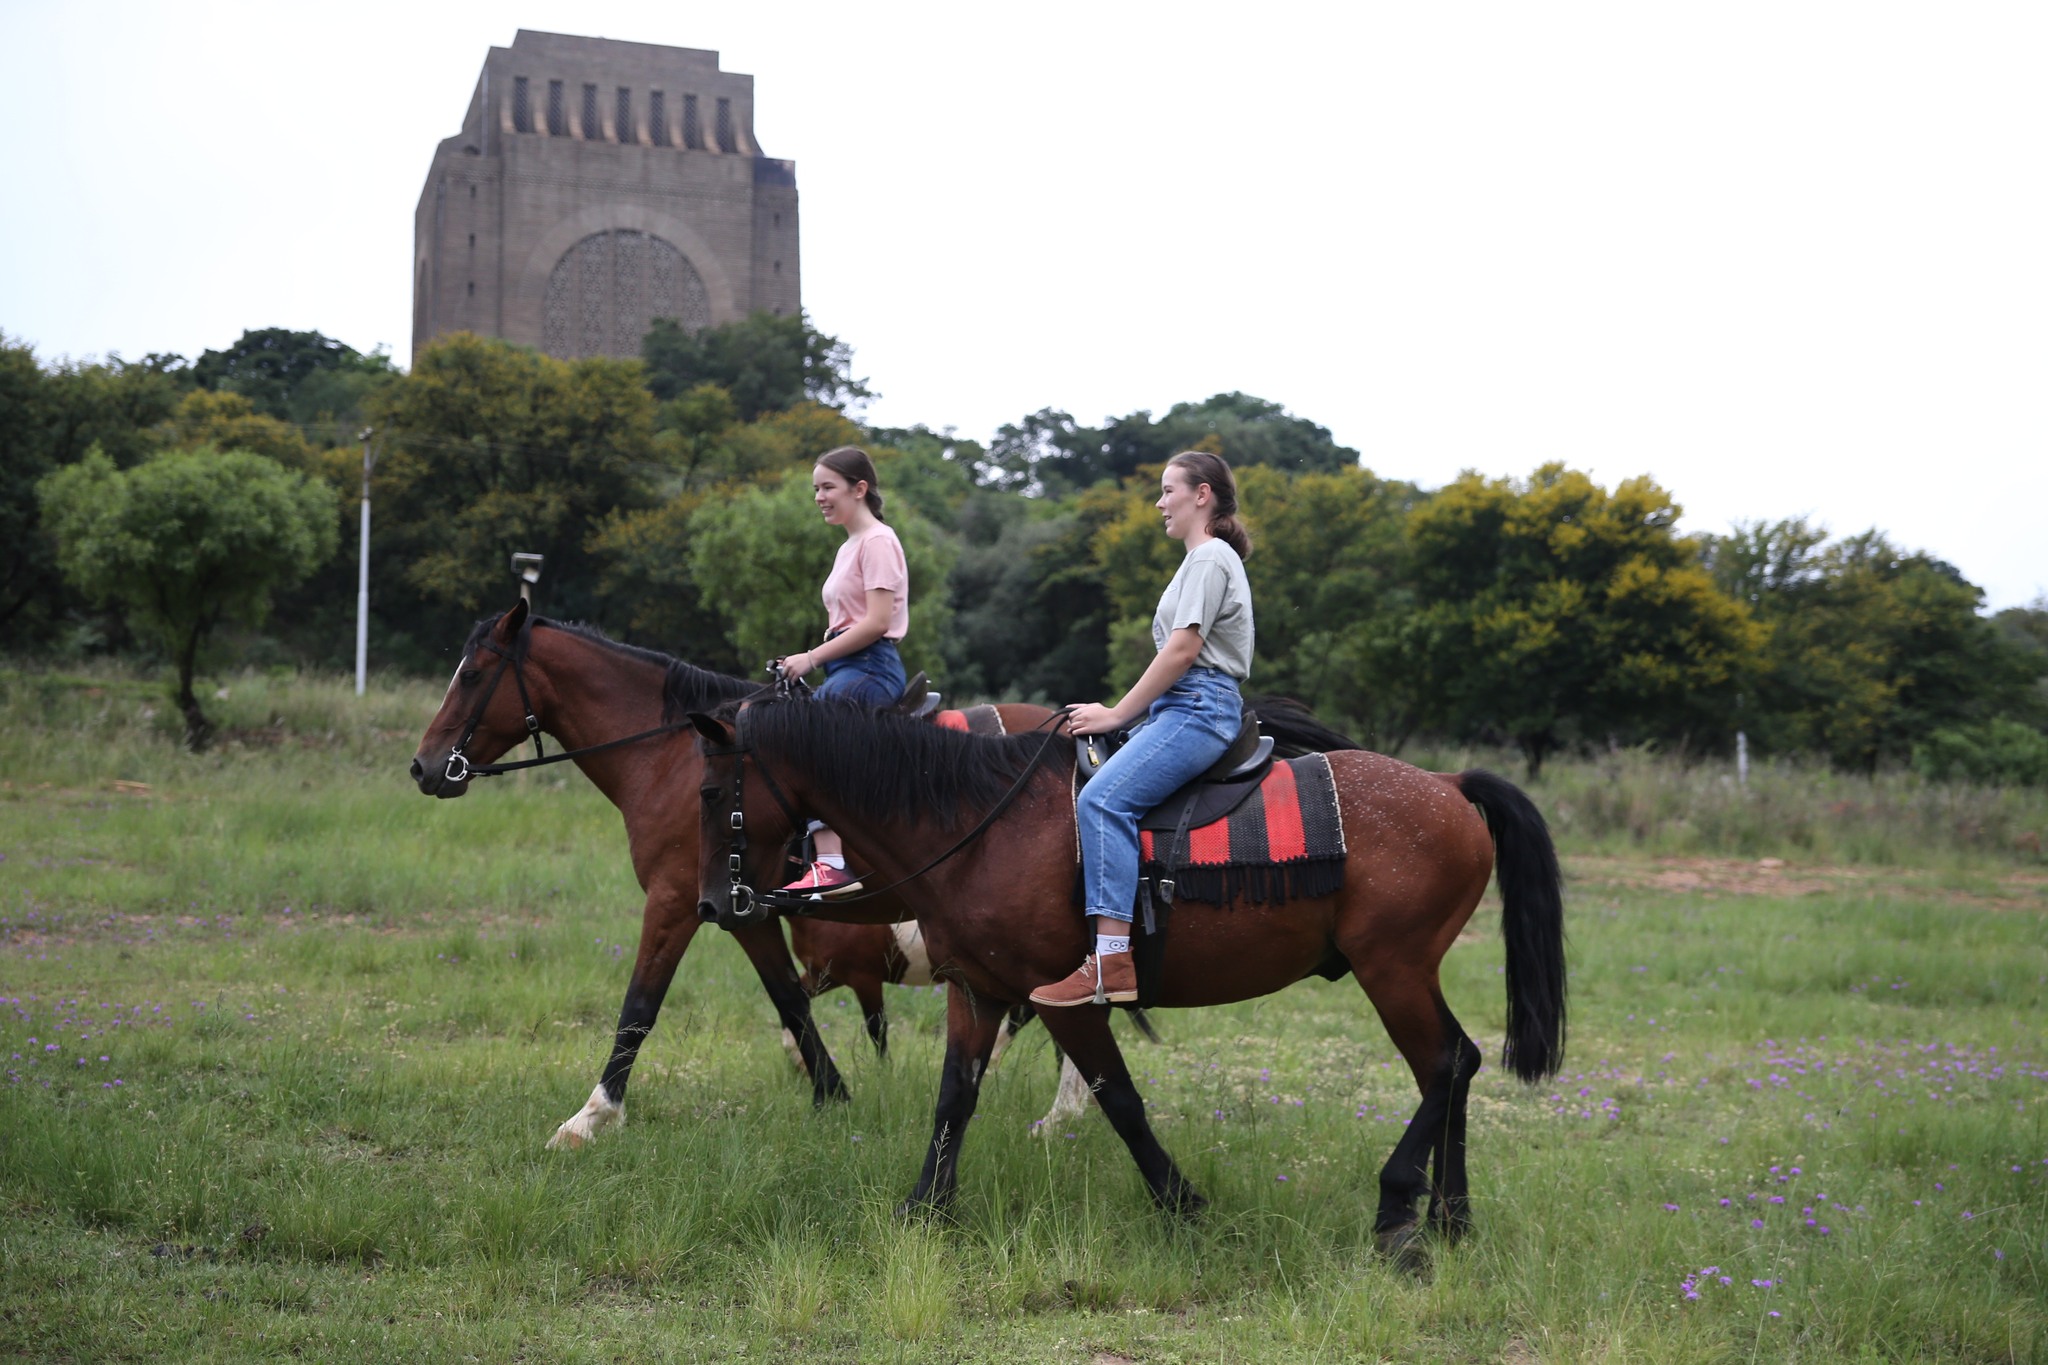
{"left": 441, "top": 658, "right": 466, "bottom": 706}
{"left": 891, "top": 922, "right": 934, "bottom": 987}
{"left": 546, "top": 1083, "right": 624, "bottom": 1150}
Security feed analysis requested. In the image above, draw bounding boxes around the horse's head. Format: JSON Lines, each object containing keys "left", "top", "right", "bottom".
{"left": 688, "top": 705, "right": 799, "bottom": 928}
{"left": 409, "top": 598, "right": 543, "bottom": 798}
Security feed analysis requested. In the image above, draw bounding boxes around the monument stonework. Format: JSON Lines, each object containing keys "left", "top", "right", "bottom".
{"left": 412, "top": 30, "right": 800, "bottom": 362}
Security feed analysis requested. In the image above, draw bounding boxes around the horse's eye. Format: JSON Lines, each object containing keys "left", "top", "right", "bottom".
{"left": 460, "top": 669, "right": 482, "bottom": 686}
{"left": 699, "top": 786, "right": 721, "bottom": 804}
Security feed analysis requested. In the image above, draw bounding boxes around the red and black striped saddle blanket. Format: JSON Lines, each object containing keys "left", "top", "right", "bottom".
{"left": 1137, "top": 752, "right": 1348, "bottom": 906}
{"left": 935, "top": 704, "right": 1006, "bottom": 736}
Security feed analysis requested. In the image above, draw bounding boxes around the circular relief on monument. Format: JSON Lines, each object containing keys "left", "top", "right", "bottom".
{"left": 542, "top": 230, "right": 711, "bottom": 360}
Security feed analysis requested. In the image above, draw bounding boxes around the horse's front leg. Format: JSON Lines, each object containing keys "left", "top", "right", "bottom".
{"left": 896, "top": 982, "right": 1007, "bottom": 1218}
{"left": 549, "top": 885, "right": 701, "bottom": 1149}
{"left": 1036, "top": 1007, "right": 1205, "bottom": 1219}
{"left": 732, "top": 918, "right": 851, "bottom": 1105}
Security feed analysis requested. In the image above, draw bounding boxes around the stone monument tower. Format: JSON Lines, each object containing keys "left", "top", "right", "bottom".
{"left": 412, "top": 30, "right": 800, "bottom": 362}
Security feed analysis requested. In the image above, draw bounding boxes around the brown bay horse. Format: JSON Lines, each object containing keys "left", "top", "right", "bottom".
{"left": 408, "top": 601, "right": 1059, "bottom": 1147}
{"left": 690, "top": 696, "right": 1567, "bottom": 1253}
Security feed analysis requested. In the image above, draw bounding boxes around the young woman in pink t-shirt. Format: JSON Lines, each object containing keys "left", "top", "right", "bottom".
{"left": 774, "top": 445, "right": 910, "bottom": 895}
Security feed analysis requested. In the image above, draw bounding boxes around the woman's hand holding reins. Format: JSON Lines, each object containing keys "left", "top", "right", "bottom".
{"left": 779, "top": 651, "right": 816, "bottom": 681}
{"left": 1065, "top": 702, "right": 1125, "bottom": 736}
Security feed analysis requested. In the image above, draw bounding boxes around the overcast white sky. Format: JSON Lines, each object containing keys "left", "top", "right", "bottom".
{"left": 3, "top": 2, "right": 2042, "bottom": 608}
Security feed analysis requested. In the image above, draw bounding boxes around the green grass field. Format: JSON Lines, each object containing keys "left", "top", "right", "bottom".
{"left": 2, "top": 667, "right": 2045, "bottom": 1362}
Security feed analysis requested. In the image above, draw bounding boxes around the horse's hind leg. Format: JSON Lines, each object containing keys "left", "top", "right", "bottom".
{"left": 733, "top": 920, "right": 850, "bottom": 1106}
{"left": 988, "top": 1003, "right": 1033, "bottom": 1072}
{"left": 897, "top": 984, "right": 1007, "bottom": 1218}
{"left": 1356, "top": 969, "right": 1481, "bottom": 1258}
{"left": 550, "top": 888, "right": 700, "bottom": 1149}
{"left": 854, "top": 975, "right": 889, "bottom": 1059}
{"left": 1036, "top": 1008, "right": 1205, "bottom": 1218}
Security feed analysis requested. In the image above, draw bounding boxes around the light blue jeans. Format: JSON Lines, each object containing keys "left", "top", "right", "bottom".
{"left": 1078, "top": 666, "right": 1243, "bottom": 924}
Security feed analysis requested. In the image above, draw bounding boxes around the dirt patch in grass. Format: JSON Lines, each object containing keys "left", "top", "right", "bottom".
{"left": 1567, "top": 854, "right": 2048, "bottom": 910}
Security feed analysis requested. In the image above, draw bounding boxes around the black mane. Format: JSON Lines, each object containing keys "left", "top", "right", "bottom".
{"left": 725, "top": 695, "right": 1068, "bottom": 830}
{"left": 464, "top": 613, "right": 757, "bottom": 722}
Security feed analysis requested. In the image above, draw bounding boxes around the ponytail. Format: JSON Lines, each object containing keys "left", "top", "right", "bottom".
{"left": 817, "top": 445, "right": 886, "bottom": 521}
{"left": 1167, "top": 450, "right": 1252, "bottom": 560}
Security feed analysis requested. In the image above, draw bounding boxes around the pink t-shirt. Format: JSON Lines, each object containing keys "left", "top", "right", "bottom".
{"left": 823, "top": 525, "right": 910, "bottom": 640}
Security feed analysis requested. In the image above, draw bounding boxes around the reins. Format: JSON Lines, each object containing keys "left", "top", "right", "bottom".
{"left": 705, "top": 702, "right": 1072, "bottom": 921}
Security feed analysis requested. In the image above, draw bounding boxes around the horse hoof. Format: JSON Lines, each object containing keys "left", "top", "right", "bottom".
{"left": 1376, "top": 1223, "right": 1429, "bottom": 1275}
{"left": 547, "top": 1087, "right": 623, "bottom": 1150}
{"left": 893, "top": 1195, "right": 952, "bottom": 1224}
{"left": 1160, "top": 1186, "right": 1209, "bottom": 1223}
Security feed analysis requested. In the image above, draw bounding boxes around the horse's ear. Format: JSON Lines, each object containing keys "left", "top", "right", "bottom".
{"left": 687, "top": 712, "right": 731, "bottom": 743}
{"left": 493, "top": 597, "right": 529, "bottom": 643}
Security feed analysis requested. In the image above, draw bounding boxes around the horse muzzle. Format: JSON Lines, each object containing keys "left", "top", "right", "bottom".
{"left": 409, "top": 751, "right": 471, "bottom": 799}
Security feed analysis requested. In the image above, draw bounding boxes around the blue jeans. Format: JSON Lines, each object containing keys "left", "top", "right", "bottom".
{"left": 815, "top": 636, "right": 907, "bottom": 708}
{"left": 1078, "top": 667, "right": 1243, "bottom": 924}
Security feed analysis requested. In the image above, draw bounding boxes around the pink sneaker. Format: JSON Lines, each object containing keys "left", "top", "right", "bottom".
{"left": 777, "top": 863, "right": 864, "bottom": 898}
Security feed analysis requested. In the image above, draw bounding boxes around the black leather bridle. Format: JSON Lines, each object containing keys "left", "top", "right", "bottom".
{"left": 438, "top": 622, "right": 699, "bottom": 783}
{"left": 698, "top": 702, "right": 1073, "bottom": 925}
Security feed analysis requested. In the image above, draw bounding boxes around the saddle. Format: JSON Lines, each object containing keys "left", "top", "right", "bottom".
{"left": 1075, "top": 711, "right": 1276, "bottom": 831}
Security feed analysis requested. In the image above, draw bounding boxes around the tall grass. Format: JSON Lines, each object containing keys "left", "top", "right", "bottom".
{"left": 2, "top": 662, "right": 2045, "bottom": 1360}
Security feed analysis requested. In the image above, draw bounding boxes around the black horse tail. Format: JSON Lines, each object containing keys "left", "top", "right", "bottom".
{"left": 1243, "top": 693, "right": 1363, "bottom": 756}
{"left": 1452, "top": 769, "right": 1567, "bottom": 1083}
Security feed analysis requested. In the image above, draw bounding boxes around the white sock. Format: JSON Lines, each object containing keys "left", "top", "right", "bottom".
{"left": 817, "top": 854, "right": 846, "bottom": 870}
{"left": 1096, "top": 932, "right": 1131, "bottom": 957}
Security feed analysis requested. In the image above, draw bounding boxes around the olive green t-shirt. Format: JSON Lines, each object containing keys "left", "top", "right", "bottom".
{"left": 1151, "top": 539, "right": 1254, "bottom": 680}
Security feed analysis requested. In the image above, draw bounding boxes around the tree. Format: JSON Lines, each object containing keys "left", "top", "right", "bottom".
{"left": 1400, "top": 464, "right": 1764, "bottom": 774}
{"left": 0, "top": 338, "right": 191, "bottom": 647}
{"left": 945, "top": 487, "right": 1125, "bottom": 702}
{"left": 365, "top": 333, "right": 659, "bottom": 640}
{"left": 1705, "top": 520, "right": 2042, "bottom": 770}
{"left": 160, "top": 390, "right": 320, "bottom": 470}
{"left": 37, "top": 446, "right": 338, "bottom": 748}
{"left": 978, "top": 394, "right": 1360, "bottom": 495}
{"left": 642, "top": 310, "right": 872, "bottom": 420}
{"left": 192, "top": 327, "right": 394, "bottom": 428}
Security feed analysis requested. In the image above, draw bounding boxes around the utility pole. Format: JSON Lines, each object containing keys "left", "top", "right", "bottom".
{"left": 354, "top": 428, "right": 375, "bottom": 697}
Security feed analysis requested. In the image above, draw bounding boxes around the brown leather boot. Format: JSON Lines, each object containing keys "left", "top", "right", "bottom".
{"left": 1029, "top": 951, "right": 1137, "bottom": 1007}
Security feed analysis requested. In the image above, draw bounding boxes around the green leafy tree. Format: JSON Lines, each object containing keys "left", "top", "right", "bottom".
{"left": 0, "top": 338, "right": 191, "bottom": 646}
{"left": 192, "top": 327, "right": 394, "bottom": 429}
{"left": 982, "top": 394, "right": 1359, "bottom": 495}
{"left": 684, "top": 468, "right": 954, "bottom": 684}
{"left": 642, "top": 311, "right": 872, "bottom": 420}
{"left": 1706, "top": 520, "right": 2042, "bottom": 770}
{"left": 944, "top": 487, "right": 1125, "bottom": 702}
{"left": 37, "top": 446, "right": 338, "bottom": 747}
{"left": 161, "top": 390, "right": 321, "bottom": 469}
{"left": 1400, "top": 464, "right": 1764, "bottom": 775}
{"left": 365, "top": 333, "right": 658, "bottom": 645}
{"left": 1235, "top": 466, "right": 1424, "bottom": 745}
